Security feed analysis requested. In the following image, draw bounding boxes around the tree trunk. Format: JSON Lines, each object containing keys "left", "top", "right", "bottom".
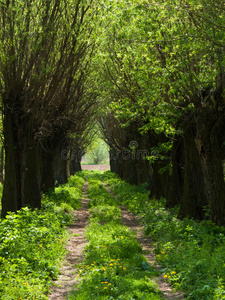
{"left": 178, "top": 115, "right": 207, "bottom": 220}
{"left": 0, "top": 146, "right": 4, "bottom": 183}
{"left": 70, "top": 150, "right": 82, "bottom": 175}
{"left": 21, "top": 138, "right": 41, "bottom": 209}
{"left": 109, "top": 147, "right": 117, "bottom": 173}
{"left": 2, "top": 107, "right": 19, "bottom": 216}
{"left": 166, "top": 136, "right": 184, "bottom": 207}
{"left": 148, "top": 130, "right": 169, "bottom": 198}
{"left": 2, "top": 106, "right": 41, "bottom": 217}
{"left": 40, "top": 147, "right": 55, "bottom": 193}
{"left": 195, "top": 110, "right": 225, "bottom": 225}
{"left": 52, "top": 144, "right": 68, "bottom": 185}
{"left": 150, "top": 159, "right": 169, "bottom": 198}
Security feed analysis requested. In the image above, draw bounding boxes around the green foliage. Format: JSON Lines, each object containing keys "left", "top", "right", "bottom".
{"left": 68, "top": 171, "right": 163, "bottom": 300}
{"left": 87, "top": 177, "right": 118, "bottom": 208}
{"left": 89, "top": 205, "right": 121, "bottom": 223}
{"left": 0, "top": 173, "right": 85, "bottom": 299}
{"left": 103, "top": 171, "right": 149, "bottom": 215}
{"left": 0, "top": 206, "right": 68, "bottom": 299}
{"left": 106, "top": 172, "right": 225, "bottom": 300}
{"left": 43, "top": 174, "right": 85, "bottom": 210}
{"left": 83, "top": 138, "right": 109, "bottom": 165}
{"left": 75, "top": 170, "right": 91, "bottom": 181}
{"left": 93, "top": 0, "right": 225, "bottom": 145}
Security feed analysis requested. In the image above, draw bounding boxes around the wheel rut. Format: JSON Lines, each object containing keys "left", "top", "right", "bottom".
{"left": 48, "top": 182, "right": 89, "bottom": 300}
{"left": 104, "top": 184, "right": 185, "bottom": 300}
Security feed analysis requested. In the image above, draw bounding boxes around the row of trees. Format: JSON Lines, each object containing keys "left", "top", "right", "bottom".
{"left": 0, "top": 0, "right": 99, "bottom": 217}
{"left": 94, "top": 0, "right": 225, "bottom": 226}
{"left": 1, "top": 0, "right": 225, "bottom": 227}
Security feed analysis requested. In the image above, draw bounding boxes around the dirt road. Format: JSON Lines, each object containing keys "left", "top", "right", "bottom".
{"left": 81, "top": 164, "right": 110, "bottom": 171}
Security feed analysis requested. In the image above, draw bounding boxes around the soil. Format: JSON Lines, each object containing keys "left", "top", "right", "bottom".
{"left": 49, "top": 180, "right": 185, "bottom": 300}
{"left": 48, "top": 183, "right": 89, "bottom": 300}
{"left": 81, "top": 164, "right": 110, "bottom": 171}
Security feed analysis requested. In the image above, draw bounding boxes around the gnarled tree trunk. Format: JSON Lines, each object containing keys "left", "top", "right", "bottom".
{"left": 195, "top": 109, "right": 225, "bottom": 225}
{"left": 178, "top": 115, "right": 207, "bottom": 220}
{"left": 2, "top": 105, "right": 41, "bottom": 217}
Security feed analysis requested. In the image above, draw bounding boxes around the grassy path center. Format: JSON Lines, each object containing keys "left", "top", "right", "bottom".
{"left": 67, "top": 173, "right": 183, "bottom": 299}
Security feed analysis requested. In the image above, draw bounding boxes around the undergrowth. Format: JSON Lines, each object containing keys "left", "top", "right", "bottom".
{"left": 103, "top": 170, "right": 225, "bottom": 300}
{"left": 0, "top": 174, "right": 85, "bottom": 299}
{"left": 68, "top": 172, "right": 163, "bottom": 300}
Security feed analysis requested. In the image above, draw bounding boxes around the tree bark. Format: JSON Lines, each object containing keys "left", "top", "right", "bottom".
{"left": 21, "top": 138, "right": 41, "bottom": 209}
{"left": 178, "top": 115, "right": 207, "bottom": 220}
{"left": 148, "top": 130, "right": 169, "bottom": 198}
{"left": 52, "top": 144, "right": 68, "bottom": 185}
{"left": 166, "top": 136, "right": 184, "bottom": 207}
{"left": 2, "top": 106, "right": 41, "bottom": 217}
{"left": 195, "top": 109, "right": 225, "bottom": 225}
{"left": 2, "top": 107, "right": 19, "bottom": 216}
{"left": 40, "top": 147, "right": 55, "bottom": 193}
{"left": 70, "top": 150, "right": 82, "bottom": 175}
{"left": 150, "top": 159, "right": 169, "bottom": 198}
{"left": 0, "top": 146, "right": 4, "bottom": 183}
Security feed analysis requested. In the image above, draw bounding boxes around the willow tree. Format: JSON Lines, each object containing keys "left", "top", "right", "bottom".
{"left": 0, "top": 0, "right": 98, "bottom": 216}
{"left": 93, "top": 0, "right": 172, "bottom": 192}
{"left": 94, "top": 0, "right": 225, "bottom": 225}
{"left": 142, "top": 0, "right": 225, "bottom": 224}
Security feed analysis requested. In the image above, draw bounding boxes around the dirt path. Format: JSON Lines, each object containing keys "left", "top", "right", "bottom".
{"left": 49, "top": 180, "right": 184, "bottom": 299}
{"left": 81, "top": 164, "right": 110, "bottom": 171}
{"left": 120, "top": 205, "right": 185, "bottom": 299}
{"left": 104, "top": 185, "right": 185, "bottom": 300}
{"left": 48, "top": 183, "right": 89, "bottom": 300}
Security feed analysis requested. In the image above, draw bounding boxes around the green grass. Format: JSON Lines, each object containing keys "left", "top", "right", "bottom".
{"left": 104, "top": 171, "right": 225, "bottom": 300}
{"left": 68, "top": 173, "right": 163, "bottom": 300}
{"left": 3, "top": 169, "right": 225, "bottom": 299}
{"left": 43, "top": 174, "right": 85, "bottom": 210}
{"left": 0, "top": 174, "right": 85, "bottom": 299}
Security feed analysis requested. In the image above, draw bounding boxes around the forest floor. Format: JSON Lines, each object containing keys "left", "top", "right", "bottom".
{"left": 49, "top": 177, "right": 185, "bottom": 300}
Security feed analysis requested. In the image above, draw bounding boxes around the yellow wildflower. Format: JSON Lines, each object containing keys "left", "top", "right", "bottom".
{"left": 123, "top": 267, "right": 126, "bottom": 271}
{"left": 164, "top": 275, "right": 168, "bottom": 279}
{"left": 171, "top": 271, "right": 176, "bottom": 275}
